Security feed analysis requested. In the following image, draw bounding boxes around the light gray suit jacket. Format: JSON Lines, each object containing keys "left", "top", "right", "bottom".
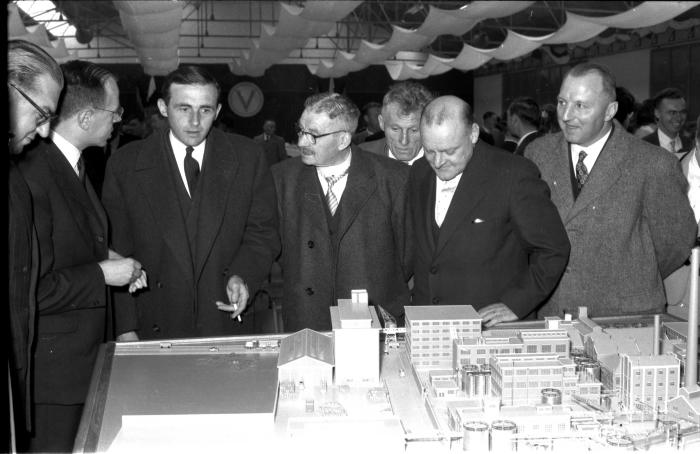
{"left": 525, "top": 122, "right": 696, "bottom": 318}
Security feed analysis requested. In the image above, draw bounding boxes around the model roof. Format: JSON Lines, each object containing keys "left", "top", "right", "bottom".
{"left": 621, "top": 354, "right": 680, "bottom": 367}
{"left": 278, "top": 328, "right": 334, "bottom": 367}
{"left": 405, "top": 305, "right": 480, "bottom": 321}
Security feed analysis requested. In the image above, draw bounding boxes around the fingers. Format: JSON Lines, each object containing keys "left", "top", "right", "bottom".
{"left": 478, "top": 303, "right": 517, "bottom": 328}
{"left": 128, "top": 271, "right": 148, "bottom": 294}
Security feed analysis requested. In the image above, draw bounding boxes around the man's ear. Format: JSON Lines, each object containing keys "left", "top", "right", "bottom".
{"left": 378, "top": 114, "right": 385, "bottom": 132}
{"left": 470, "top": 122, "right": 480, "bottom": 144}
{"left": 157, "top": 98, "right": 168, "bottom": 117}
{"left": 605, "top": 101, "right": 619, "bottom": 122}
{"left": 338, "top": 131, "right": 352, "bottom": 150}
{"left": 77, "top": 110, "right": 92, "bottom": 131}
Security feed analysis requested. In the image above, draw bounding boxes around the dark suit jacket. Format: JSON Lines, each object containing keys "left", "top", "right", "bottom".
{"left": 526, "top": 122, "right": 697, "bottom": 317}
{"left": 515, "top": 130, "right": 544, "bottom": 156}
{"left": 643, "top": 130, "right": 693, "bottom": 155}
{"left": 410, "top": 142, "right": 570, "bottom": 318}
{"left": 8, "top": 161, "right": 38, "bottom": 430}
{"left": 253, "top": 133, "right": 287, "bottom": 167}
{"left": 271, "top": 147, "right": 413, "bottom": 331}
{"left": 19, "top": 141, "right": 109, "bottom": 405}
{"left": 359, "top": 137, "right": 387, "bottom": 157}
{"left": 102, "top": 127, "right": 280, "bottom": 339}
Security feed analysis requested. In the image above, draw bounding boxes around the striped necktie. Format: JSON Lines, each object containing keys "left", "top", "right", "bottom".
{"left": 325, "top": 172, "right": 347, "bottom": 215}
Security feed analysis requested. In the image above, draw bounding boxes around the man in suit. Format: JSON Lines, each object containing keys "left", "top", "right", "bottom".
{"left": 351, "top": 102, "right": 383, "bottom": 145}
{"left": 643, "top": 87, "right": 692, "bottom": 156}
{"left": 272, "top": 93, "right": 413, "bottom": 331}
{"left": 507, "top": 97, "right": 543, "bottom": 156}
{"left": 19, "top": 61, "right": 145, "bottom": 452}
{"left": 102, "top": 66, "right": 280, "bottom": 341}
{"left": 254, "top": 118, "right": 287, "bottom": 166}
{"left": 7, "top": 39, "right": 64, "bottom": 453}
{"left": 525, "top": 63, "right": 696, "bottom": 318}
{"left": 360, "top": 81, "right": 433, "bottom": 166}
{"left": 410, "top": 96, "right": 570, "bottom": 327}
{"left": 478, "top": 111, "right": 497, "bottom": 146}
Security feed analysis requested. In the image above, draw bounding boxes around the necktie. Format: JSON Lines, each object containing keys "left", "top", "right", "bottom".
{"left": 670, "top": 139, "right": 677, "bottom": 154}
{"left": 325, "top": 173, "right": 346, "bottom": 216}
{"left": 575, "top": 150, "right": 588, "bottom": 190}
{"left": 184, "top": 146, "right": 200, "bottom": 196}
{"left": 76, "top": 156, "right": 85, "bottom": 184}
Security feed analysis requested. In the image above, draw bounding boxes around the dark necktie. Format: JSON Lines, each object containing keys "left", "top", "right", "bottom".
{"left": 77, "top": 156, "right": 86, "bottom": 185}
{"left": 184, "top": 146, "right": 199, "bottom": 196}
{"left": 575, "top": 150, "right": 588, "bottom": 190}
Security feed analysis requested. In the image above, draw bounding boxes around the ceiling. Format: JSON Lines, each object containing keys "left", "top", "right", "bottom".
{"left": 12, "top": 1, "right": 700, "bottom": 79}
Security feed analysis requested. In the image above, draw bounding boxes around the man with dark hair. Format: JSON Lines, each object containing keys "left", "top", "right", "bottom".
{"left": 410, "top": 96, "right": 569, "bottom": 327}
{"left": 361, "top": 81, "right": 434, "bottom": 165}
{"left": 643, "top": 87, "right": 692, "bottom": 155}
{"left": 8, "top": 39, "right": 63, "bottom": 453}
{"left": 352, "top": 101, "right": 383, "bottom": 145}
{"left": 525, "top": 62, "right": 696, "bottom": 318}
{"left": 613, "top": 86, "right": 637, "bottom": 130}
{"left": 102, "top": 65, "right": 279, "bottom": 340}
{"left": 506, "top": 97, "right": 543, "bottom": 156}
{"left": 272, "top": 92, "right": 413, "bottom": 331}
{"left": 254, "top": 118, "right": 287, "bottom": 166}
{"left": 479, "top": 111, "right": 497, "bottom": 145}
{"left": 19, "top": 60, "right": 145, "bottom": 452}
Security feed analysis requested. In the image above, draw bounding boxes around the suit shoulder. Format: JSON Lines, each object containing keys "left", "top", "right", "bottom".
{"left": 271, "top": 156, "right": 304, "bottom": 180}
{"left": 17, "top": 140, "right": 52, "bottom": 176}
{"left": 357, "top": 148, "right": 410, "bottom": 180}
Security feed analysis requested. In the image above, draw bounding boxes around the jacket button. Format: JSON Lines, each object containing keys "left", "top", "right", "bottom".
{"left": 96, "top": 235, "right": 104, "bottom": 243}
{"left": 305, "top": 287, "right": 314, "bottom": 296}
{"left": 432, "top": 297, "right": 440, "bottom": 305}
{"left": 152, "top": 324, "right": 160, "bottom": 332}
{"left": 430, "top": 266, "right": 438, "bottom": 274}
{"left": 157, "top": 281, "right": 163, "bottom": 288}
{"left": 307, "top": 241, "right": 314, "bottom": 248}
{"left": 21, "top": 266, "right": 28, "bottom": 273}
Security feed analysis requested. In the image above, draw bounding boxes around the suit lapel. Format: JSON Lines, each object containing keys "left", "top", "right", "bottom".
{"left": 301, "top": 164, "right": 328, "bottom": 235}
{"left": 416, "top": 160, "right": 437, "bottom": 254}
{"left": 435, "top": 145, "right": 489, "bottom": 257}
{"left": 565, "top": 127, "right": 625, "bottom": 223}
{"left": 334, "top": 149, "right": 377, "bottom": 243}
{"left": 546, "top": 136, "right": 575, "bottom": 221}
{"left": 194, "top": 130, "right": 238, "bottom": 281}
{"left": 136, "top": 131, "right": 194, "bottom": 283}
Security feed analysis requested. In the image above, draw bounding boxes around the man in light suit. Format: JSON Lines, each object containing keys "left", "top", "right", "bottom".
{"left": 254, "top": 118, "right": 287, "bottom": 167}
{"left": 410, "top": 96, "right": 570, "bottom": 327}
{"left": 360, "top": 81, "right": 434, "bottom": 165}
{"left": 19, "top": 61, "right": 145, "bottom": 452}
{"left": 525, "top": 63, "right": 696, "bottom": 318}
{"left": 272, "top": 93, "right": 413, "bottom": 331}
{"left": 102, "top": 66, "right": 280, "bottom": 341}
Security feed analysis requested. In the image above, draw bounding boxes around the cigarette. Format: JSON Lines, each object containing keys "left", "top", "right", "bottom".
{"left": 233, "top": 303, "right": 242, "bottom": 323}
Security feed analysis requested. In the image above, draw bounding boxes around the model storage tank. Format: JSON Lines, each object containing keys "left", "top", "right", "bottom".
{"left": 605, "top": 434, "right": 633, "bottom": 450}
{"left": 461, "top": 365, "right": 479, "bottom": 395}
{"left": 462, "top": 421, "right": 489, "bottom": 451}
{"left": 541, "top": 388, "right": 562, "bottom": 405}
{"left": 577, "top": 359, "right": 600, "bottom": 382}
{"left": 490, "top": 420, "right": 517, "bottom": 452}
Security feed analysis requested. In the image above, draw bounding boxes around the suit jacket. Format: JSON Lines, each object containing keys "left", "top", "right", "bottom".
{"left": 515, "top": 130, "right": 544, "bottom": 156}
{"left": 253, "top": 133, "right": 287, "bottom": 167}
{"left": 410, "top": 142, "right": 570, "bottom": 318}
{"left": 643, "top": 130, "right": 693, "bottom": 155}
{"left": 525, "top": 122, "right": 697, "bottom": 318}
{"left": 359, "top": 137, "right": 387, "bottom": 157}
{"left": 102, "top": 127, "right": 280, "bottom": 339}
{"left": 271, "top": 147, "right": 413, "bottom": 332}
{"left": 8, "top": 161, "right": 38, "bottom": 429}
{"left": 19, "top": 141, "right": 109, "bottom": 405}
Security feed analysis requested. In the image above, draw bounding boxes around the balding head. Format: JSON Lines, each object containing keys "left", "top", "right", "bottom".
{"left": 420, "top": 96, "right": 480, "bottom": 181}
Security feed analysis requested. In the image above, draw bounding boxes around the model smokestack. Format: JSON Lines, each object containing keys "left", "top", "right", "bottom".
{"left": 687, "top": 247, "right": 698, "bottom": 388}
{"left": 653, "top": 315, "right": 661, "bottom": 356}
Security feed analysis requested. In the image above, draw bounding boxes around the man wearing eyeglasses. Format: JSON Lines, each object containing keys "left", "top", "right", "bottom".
{"left": 102, "top": 65, "right": 279, "bottom": 341}
{"left": 271, "top": 93, "right": 413, "bottom": 331}
{"left": 18, "top": 60, "right": 145, "bottom": 452}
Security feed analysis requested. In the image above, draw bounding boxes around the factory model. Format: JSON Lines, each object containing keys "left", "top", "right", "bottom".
{"left": 273, "top": 289, "right": 700, "bottom": 452}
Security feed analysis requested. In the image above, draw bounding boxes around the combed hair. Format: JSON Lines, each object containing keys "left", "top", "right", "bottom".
{"left": 507, "top": 97, "right": 540, "bottom": 128}
{"left": 382, "top": 81, "right": 434, "bottom": 116}
{"left": 304, "top": 92, "right": 360, "bottom": 132}
{"left": 8, "top": 39, "right": 64, "bottom": 91}
{"left": 362, "top": 101, "right": 382, "bottom": 116}
{"left": 422, "top": 97, "right": 474, "bottom": 128}
{"left": 58, "top": 60, "right": 115, "bottom": 120}
{"left": 161, "top": 65, "right": 220, "bottom": 104}
{"left": 652, "top": 87, "right": 685, "bottom": 109}
{"left": 564, "top": 62, "right": 617, "bottom": 102}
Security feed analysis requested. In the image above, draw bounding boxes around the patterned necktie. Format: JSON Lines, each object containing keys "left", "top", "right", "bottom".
{"left": 670, "top": 139, "right": 677, "bottom": 154}
{"left": 575, "top": 150, "right": 588, "bottom": 190}
{"left": 325, "top": 172, "right": 346, "bottom": 215}
{"left": 184, "top": 146, "right": 200, "bottom": 196}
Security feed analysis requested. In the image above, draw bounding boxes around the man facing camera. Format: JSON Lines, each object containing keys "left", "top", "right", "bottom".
{"left": 102, "top": 66, "right": 279, "bottom": 340}
{"left": 410, "top": 96, "right": 570, "bottom": 327}
{"left": 254, "top": 118, "right": 287, "bottom": 166}
{"left": 272, "top": 93, "right": 413, "bottom": 331}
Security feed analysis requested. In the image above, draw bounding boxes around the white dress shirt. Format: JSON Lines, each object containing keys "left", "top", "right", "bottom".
{"left": 316, "top": 151, "right": 352, "bottom": 202}
{"left": 687, "top": 149, "right": 700, "bottom": 224}
{"left": 169, "top": 131, "right": 205, "bottom": 196}
{"left": 570, "top": 127, "right": 613, "bottom": 175}
{"left": 657, "top": 129, "right": 683, "bottom": 154}
{"left": 51, "top": 130, "right": 82, "bottom": 178}
{"left": 388, "top": 147, "right": 424, "bottom": 166}
{"left": 434, "top": 173, "right": 462, "bottom": 227}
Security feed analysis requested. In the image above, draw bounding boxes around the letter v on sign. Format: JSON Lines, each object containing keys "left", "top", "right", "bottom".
{"left": 228, "top": 82, "right": 264, "bottom": 118}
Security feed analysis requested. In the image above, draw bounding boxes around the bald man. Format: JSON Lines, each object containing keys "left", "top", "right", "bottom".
{"left": 409, "top": 96, "right": 570, "bottom": 327}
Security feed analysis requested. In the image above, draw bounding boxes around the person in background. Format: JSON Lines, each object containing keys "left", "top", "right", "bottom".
{"left": 632, "top": 98, "right": 657, "bottom": 138}
{"left": 352, "top": 101, "right": 383, "bottom": 145}
{"left": 643, "top": 87, "right": 692, "bottom": 155}
{"left": 613, "top": 86, "right": 637, "bottom": 131}
{"left": 506, "top": 97, "right": 542, "bottom": 156}
{"left": 539, "top": 103, "right": 560, "bottom": 134}
{"left": 254, "top": 118, "right": 287, "bottom": 167}
{"left": 479, "top": 111, "right": 497, "bottom": 145}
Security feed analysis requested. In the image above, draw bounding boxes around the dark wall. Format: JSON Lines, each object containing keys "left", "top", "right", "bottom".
{"left": 103, "top": 63, "right": 473, "bottom": 143}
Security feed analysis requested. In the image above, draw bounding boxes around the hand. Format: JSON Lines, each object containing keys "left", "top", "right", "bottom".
{"left": 98, "top": 257, "right": 143, "bottom": 287}
{"left": 215, "top": 275, "right": 248, "bottom": 320}
{"left": 478, "top": 302, "right": 518, "bottom": 328}
{"left": 116, "top": 331, "right": 139, "bottom": 342}
{"left": 128, "top": 270, "right": 148, "bottom": 294}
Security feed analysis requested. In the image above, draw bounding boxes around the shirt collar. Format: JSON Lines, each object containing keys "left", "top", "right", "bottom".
{"left": 658, "top": 128, "right": 680, "bottom": 149}
{"left": 516, "top": 130, "right": 537, "bottom": 147}
{"left": 316, "top": 149, "right": 352, "bottom": 178}
{"left": 435, "top": 171, "right": 462, "bottom": 191}
{"left": 169, "top": 131, "right": 206, "bottom": 155}
{"left": 571, "top": 126, "right": 612, "bottom": 158}
{"left": 388, "top": 147, "right": 424, "bottom": 165}
{"left": 50, "top": 130, "right": 81, "bottom": 168}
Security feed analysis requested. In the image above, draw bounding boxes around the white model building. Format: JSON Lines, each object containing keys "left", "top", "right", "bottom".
{"left": 619, "top": 354, "right": 680, "bottom": 412}
{"left": 668, "top": 386, "right": 700, "bottom": 425}
{"left": 405, "top": 305, "right": 481, "bottom": 369}
{"left": 330, "top": 291, "right": 381, "bottom": 384}
{"left": 278, "top": 328, "right": 334, "bottom": 389}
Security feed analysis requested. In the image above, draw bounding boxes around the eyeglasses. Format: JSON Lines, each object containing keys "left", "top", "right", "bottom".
{"left": 8, "top": 82, "right": 57, "bottom": 126}
{"left": 296, "top": 125, "right": 348, "bottom": 145}
{"left": 94, "top": 106, "right": 124, "bottom": 121}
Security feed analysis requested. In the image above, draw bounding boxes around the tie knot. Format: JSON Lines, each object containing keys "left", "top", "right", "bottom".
{"left": 185, "top": 146, "right": 194, "bottom": 156}
{"left": 325, "top": 173, "right": 346, "bottom": 188}
{"left": 577, "top": 150, "right": 587, "bottom": 162}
